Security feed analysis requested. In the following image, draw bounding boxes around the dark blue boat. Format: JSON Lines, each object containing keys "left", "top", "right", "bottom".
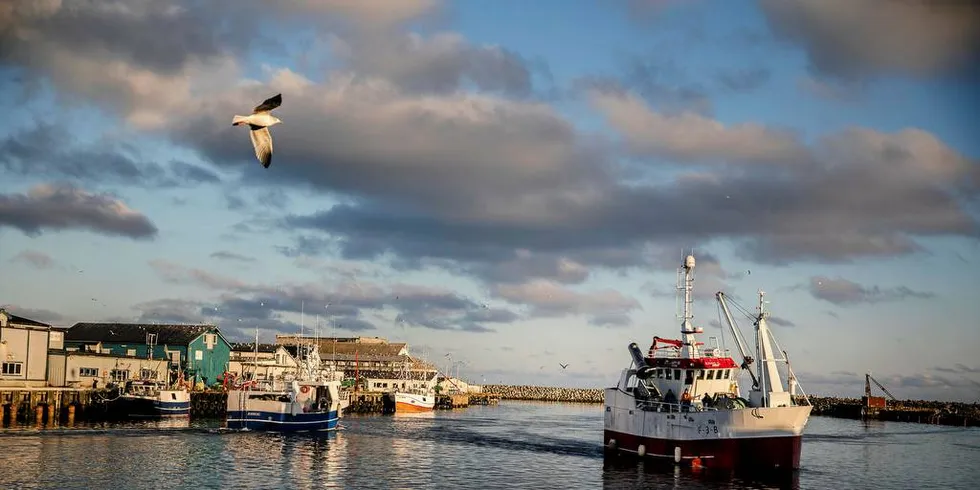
{"left": 118, "top": 380, "right": 190, "bottom": 418}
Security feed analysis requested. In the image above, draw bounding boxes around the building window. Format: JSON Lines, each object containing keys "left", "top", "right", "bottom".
{"left": 140, "top": 369, "right": 157, "bottom": 379}
{"left": 110, "top": 369, "right": 129, "bottom": 382}
{"left": 79, "top": 367, "right": 99, "bottom": 377}
{"left": 2, "top": 362, "right": 23, "bottom": 375}
{"left": 127, "top": 349, "right": 137, "bottom": 356}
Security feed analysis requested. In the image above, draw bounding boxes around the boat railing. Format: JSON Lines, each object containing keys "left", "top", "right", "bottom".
{"left": 635, "top": 399, "right": 718, "bottom": 413}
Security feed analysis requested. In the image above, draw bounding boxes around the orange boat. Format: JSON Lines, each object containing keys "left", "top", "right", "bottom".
{"left": 394, "top": 389, "right": 435, "bottom": 412}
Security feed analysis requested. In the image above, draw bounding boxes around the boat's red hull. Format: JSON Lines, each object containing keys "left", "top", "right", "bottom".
{"left": 604, "top": 429, "right": 803, "bottom": 470}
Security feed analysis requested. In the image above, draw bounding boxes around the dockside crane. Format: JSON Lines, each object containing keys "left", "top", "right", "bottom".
{"left": 863, "top": 372, "right": 897, "bottom": 417}
{"left": 866, "top": 373, "right": 897, "bottom": 402}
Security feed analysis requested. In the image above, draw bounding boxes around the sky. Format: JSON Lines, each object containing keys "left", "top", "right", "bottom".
{"left": 1, "top": 0, "right": 978, "bottom": 402}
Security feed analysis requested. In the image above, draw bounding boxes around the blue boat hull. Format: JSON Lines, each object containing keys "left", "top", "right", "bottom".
{"left": 226, "top": 410, "right": 340, "bottom": 432}
{"left": 118, "top": 397, "right": 190, "bottom": 418}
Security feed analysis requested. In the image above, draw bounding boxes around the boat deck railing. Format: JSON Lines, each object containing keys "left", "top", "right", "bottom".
{"left": 635, "top": 399, "right": 718, "bottom": 413}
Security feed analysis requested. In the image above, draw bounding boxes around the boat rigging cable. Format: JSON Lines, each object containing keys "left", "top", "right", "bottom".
{"left": 714, "top": 292, "right": 810, "bottom": 405}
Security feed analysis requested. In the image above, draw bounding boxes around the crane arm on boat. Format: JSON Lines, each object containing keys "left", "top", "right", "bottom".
{"left": 715, "top": 291, "right": 760, "bottom": 389}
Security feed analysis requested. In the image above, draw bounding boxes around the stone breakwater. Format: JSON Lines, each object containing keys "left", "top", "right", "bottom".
{"left": 483, "top": 385, "right": 604, "bottom": 403}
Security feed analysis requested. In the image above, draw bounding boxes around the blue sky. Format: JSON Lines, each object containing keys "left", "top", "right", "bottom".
{"left": 1, "top": 0, "right": 978, "bottom": 401}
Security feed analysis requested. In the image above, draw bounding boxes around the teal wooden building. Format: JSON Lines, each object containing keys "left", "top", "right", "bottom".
{"left": 65, "top": 323, "right": 232, "bottom": 385}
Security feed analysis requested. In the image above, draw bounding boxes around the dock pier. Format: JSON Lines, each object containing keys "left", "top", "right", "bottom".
{"left": 0, "top": 387, "right": 112, "bottom": 426}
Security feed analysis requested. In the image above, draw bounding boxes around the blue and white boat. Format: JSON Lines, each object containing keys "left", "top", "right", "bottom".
{"left": 118, "top": 379, "right": 191, "bottom": 418}
{"left": 226, "top": 342, "right": 346, "bottom": 432}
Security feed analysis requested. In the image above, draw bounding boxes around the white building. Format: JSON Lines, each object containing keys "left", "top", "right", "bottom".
{"left": 0, "top": 309, "right": 55, "bottom": 388}
{"left": 275, "top": 335, "right": 440, "bottom": 388}
{"left": 436, "top": 376, "right": 483, "bottom": 394}
{"left": 47, "top": 351, "right": 170, "bottom": 388}
{"left": 228, "top": 343, "right": 299, "bottom": 381}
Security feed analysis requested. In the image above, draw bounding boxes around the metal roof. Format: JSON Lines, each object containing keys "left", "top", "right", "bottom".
{"left": 66, "top": 322, "right": 218, "bottom": 345}
{"left": 0, "top": 309, "right": 52, "bottom": 328}
{"left": 230, "top": 342, "right": 281, "bottom": 353}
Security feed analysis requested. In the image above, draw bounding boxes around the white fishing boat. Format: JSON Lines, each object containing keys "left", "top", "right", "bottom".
{"left": 604, "top": 254, "right": 812, "bottom": 470}
{"left": 394, "top": 389, "right": 436, "bottom": 413}
{"left": 226, "top": 340, "right": 345, "bottom": 432}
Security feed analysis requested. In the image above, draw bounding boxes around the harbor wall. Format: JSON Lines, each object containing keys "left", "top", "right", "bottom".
{"left": 482, "top": 385, "right": 604, "bottom": 403}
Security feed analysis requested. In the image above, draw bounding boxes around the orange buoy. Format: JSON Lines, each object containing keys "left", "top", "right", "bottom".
{"left": 691, "top": 457, "right": 703, "bottom": 471}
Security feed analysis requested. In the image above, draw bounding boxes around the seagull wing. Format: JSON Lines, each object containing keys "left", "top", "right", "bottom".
{"left": 253, "top": 93, "right": 282, "bottom": 114}
{"left": 249, "top": 126, "right": 273, "bottom": 168}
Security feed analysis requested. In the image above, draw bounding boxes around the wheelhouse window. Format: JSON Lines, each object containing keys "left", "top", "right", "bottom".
{"left": 723, "top": 370, "right": 730, "bottom": 379}
{"left": 665, "top": 369, "right": 672, "bottom": 380}
{"left": 707, "top": 370, "right": 715, "bottom": 380}
{"left": 697, "top": 370, "right": 705, "bottom": 380}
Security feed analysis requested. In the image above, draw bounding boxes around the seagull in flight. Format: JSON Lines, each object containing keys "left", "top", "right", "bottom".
{"left": 559, "top": 363, "right": 569, "bottom": 370}
{"left": 232, "top": 93, "right": 282, "bottom": 168}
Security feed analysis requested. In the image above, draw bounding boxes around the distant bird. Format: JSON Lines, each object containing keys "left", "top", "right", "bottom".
{"left": 232, "top": 93, "right": 283, "bottom": 168}
{"left": 559, "top": 363, "right": 569, "bottom": 370}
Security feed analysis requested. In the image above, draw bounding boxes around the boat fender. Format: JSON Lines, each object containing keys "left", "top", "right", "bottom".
{"left": 607, "top": 438, "right": 617, "bottom": 450}
{"left": 300, "top": 385, "right": 310, "bottom": 394}
{"left": 637, "top": 444, "right": 646, "bottom": 457}
{"left": 674, "top": 447, "right": 681, "bottom": 464}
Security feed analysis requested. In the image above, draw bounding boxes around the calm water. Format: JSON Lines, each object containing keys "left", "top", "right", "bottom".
{"left": 0, "top": 401, "right": 975, "bottom": 489}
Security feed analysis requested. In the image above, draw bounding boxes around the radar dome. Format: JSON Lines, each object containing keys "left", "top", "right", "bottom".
{"left": 684, "top": 255, "right": 696, "bottom": 269}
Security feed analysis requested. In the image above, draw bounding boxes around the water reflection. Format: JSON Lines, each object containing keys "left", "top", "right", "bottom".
{"left": 0, "top": 407, "right": 976, "bottom": 489}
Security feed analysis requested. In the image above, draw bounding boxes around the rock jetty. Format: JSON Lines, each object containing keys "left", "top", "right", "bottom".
{"left": 483, "top": 385, "right": 603, "bottom": 403}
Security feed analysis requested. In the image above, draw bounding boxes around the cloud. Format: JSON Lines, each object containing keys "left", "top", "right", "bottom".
{"left": 286, "top": 0, "right": 440, "bottom": 28}
{"left": 0, "top": 305, "right": 65, "bottom": 324}
{"left": 492, "top": 279, "right": 640, "bottom": 324}
{"left": 3, "top": 0, "right": 979, "bottom": 292}
{"left": 767, "top": 316, "right": 795, "bottom": 328}
{"left": 0, "top": 183, "right": 158, "bottom": 239}
{"left": 760, "top": 0, "right": 980, "bottom": 80}
{"left": 10, "top": 250, "right": 56, "bottom": 269}
{"left": 210, "top": 251, "right": 256, "bottom": 263}
{"left": 331, "top": 31, "right": 540, "bottom": 97}
{"left": 574, "top": 55, "right": 713, "bottom": 115}
{"left": 588, "top": 312, "right": 633, "bottom": 328}
{"left": 145, "top": 259, "right": 516, "bottom": 334}
{"left": 933, "top": 364, "right": 980, "bottom": 375}
{"left": 716, "top": 66, "right": 771, "bottom": 93}
{"left": 807, "top": 276, "right": 935, "bottom": 306}
{"left": 589, "top": 89, "right": 808, "bottom": 165}
{"left": 0, "top": 123, "right": 223, "bottom": 188}
{"left": 797, "top": 76, "right": 864, "bottom": 102}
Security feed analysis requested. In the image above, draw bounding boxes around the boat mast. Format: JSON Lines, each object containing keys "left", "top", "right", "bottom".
{"left": 754, "top": 290, "right": 786, "bottom": 407}
{"left": 678, "top": 254, "right": 700, "bottom": 358}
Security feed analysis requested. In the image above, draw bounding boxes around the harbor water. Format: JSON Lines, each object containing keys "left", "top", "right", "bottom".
{"left": 0, "top": 401, "right": 975, "bottom": 489}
